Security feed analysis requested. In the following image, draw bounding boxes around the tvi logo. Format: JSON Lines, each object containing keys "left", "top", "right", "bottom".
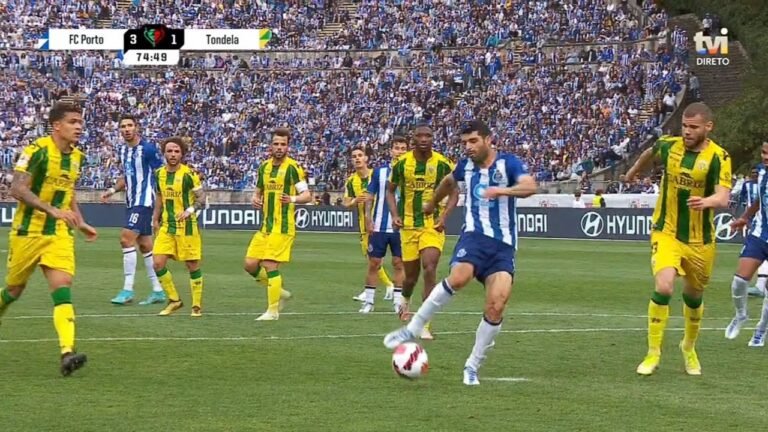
{"left": 694, "top": 28, "right": 730, "bottom": 66}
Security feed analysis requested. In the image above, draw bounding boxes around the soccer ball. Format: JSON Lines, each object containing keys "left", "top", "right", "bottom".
{"left": 392, "top": 342, "right": 429, "bottom": 379}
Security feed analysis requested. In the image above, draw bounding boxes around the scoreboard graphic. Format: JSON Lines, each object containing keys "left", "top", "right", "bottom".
{"left": 37, "top": 25, "right": 273, "bottom": 66}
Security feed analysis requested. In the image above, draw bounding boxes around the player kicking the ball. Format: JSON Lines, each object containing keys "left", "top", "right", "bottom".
{"left": 383, "top": 120, "right": 537, "bottom": 385}
{"left": 151, "top": 137, "right": 206, "bottom": 317}
{"left": 726, "top": 142, "right": 768, "bottom": 345}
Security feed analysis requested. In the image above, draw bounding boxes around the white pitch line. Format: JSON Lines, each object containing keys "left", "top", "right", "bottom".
{"left": 483, "top": 377, "right": 531, "bottom": 382}
{"left": 0, "top": 326, "right": 739, "bottom": 344}
{"left": 4, "top": 311, "right": 735, "bottom": 320}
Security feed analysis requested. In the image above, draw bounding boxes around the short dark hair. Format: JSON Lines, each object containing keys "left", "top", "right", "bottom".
{"left": 683, "top": 102, "right": 714, "bottom": 122}
{"left": 49, "top": 102, "right": 82, "bottom": 125}
{"left": 392, "top": 135, "right": 407, "bottom": 145}
{"left": 349, "top": 145, "right": 368, "bottom": 157}
{"left": 161, "top": 136, "right": 190, "bottom": 157}
{"left": 118, "top": 114, "right": 139, "bottom": 126}
{"left": 459, "top": 120, "right": 491, "bottom": 138}
{"left": 272, "top": 127, "right": 291, "bottom": 144}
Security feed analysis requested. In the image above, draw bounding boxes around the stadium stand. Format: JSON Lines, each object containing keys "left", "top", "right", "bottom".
{"left": 0, "top": 0, "right": 689, "bottom": 192}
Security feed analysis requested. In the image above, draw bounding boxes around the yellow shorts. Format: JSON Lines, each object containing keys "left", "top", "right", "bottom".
{"left": 246, "top": 231, "right": 295, "bottom": 263}
{"left": 650, "top": 231, "right": 716, "bottom": 290}
{"left": 153, "top": 230, "right": 202, "bottom": 262}
{"left": 360, "top": 233, "right": 369, "bottom": 258}
{"left": 6, "top": 234, "right": 75, "bottom": 286}
{"left": 401, "top": 228, "right": 445, "bottom": 262}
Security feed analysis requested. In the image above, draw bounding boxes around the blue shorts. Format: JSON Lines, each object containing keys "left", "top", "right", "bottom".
{"left": 450, "top": 231, "right": 516, "bottom": 283}
{"left": 368, "top": 232, "right": 402, "bottom": 259}
{"left": 740, "top": 235, "right": 768, "bottom": 261}
{"left": 124, "top": 206, "right": 154, "bottom": 236}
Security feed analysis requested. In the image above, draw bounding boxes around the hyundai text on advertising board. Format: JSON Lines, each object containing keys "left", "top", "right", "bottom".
{"left": 0, "top": 204, "right": 744, "bottom": 243}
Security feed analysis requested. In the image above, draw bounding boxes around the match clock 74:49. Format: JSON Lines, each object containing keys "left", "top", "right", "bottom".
{"left": 123, "top": 50, "right": 179, "bottom": 66}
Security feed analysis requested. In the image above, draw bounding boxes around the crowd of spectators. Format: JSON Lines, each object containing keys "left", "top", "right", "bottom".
{"left": 0, "top": 0, "right": 691, "bottom": 191}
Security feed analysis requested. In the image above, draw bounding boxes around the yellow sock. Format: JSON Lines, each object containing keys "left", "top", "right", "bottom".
{"left": 378, "top": 267, "right": 393, "bottom": 287}
{"left": 647, "top": 292, "right": 671, "bottom": 355}
{"left": 190, "top": 269, "right": 203, "bottom": 308}
{"left": 682, "top": 294, "right": 704, "bottom": 351}
{"left": 156, "top": 268, "right": 179, "bottom": 301}
{"left": 51, "top": 288, "right": 75, "bottom": 355}
{"left": 266, "top": 270, "right": 282, "bottom": 313}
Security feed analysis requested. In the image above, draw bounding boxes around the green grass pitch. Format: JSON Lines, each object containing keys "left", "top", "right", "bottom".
{"left": 0, "top": 228, "right": 762, "bottom": 431}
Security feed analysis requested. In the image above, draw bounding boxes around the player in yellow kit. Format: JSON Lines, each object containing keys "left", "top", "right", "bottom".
{"left": 624, "top": 102, "right": 732, "bottom": 376}
{"left": 345, "top": 146, "right": 396, "bottom": 303}
{"left": 151, "top": 137, "right": 207, "bottom": 317}
{"left": 387, "top": 125, "right": 459, "bottom": 339}
{"left": 0, "top": 102, "right": 98, "bottom": 376}
{"left": 244, "top": 127, "right": 312, "bottom": 321}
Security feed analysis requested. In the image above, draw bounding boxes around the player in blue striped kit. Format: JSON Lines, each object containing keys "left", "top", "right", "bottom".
{"left": 738, "top": 167, "right": 768, "bottom": 297}
{"left": 383, "top": 120, "right": 537, "bottom": 385}
{"left": 726, "top": 142, "right": 768, "bottom": 345}
{"left": 357, "top": 137, "right": 408, "bottom": 314}
{"left": 101, "top": 115, "right": 166, "bottom": 305}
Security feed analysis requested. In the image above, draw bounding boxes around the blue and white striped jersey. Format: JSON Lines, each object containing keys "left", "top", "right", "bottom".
{"left": 367, "top": 165, "right": 396, "bottom": 233}
{"left": 118, "top": 139, "right": 164, "bottom": 208}
{"left": 749, "top": 164, "right": 768, "bottom": 242}
{"left": 453, "top": 153, "right": 528, "bottom": 248}
{"left": 740, "top": 179, "right": 759, "bottom": 207}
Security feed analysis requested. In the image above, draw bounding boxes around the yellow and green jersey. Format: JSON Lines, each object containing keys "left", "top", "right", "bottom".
{"left": 257, "top": 157, "right": 307, "bottom": 236}
{"left": 345, "top": 170, "right": 370, "bottom": 234}
{"left": 156, "top": 164, "right": 202, "bottom": 236}
{"left": 652, "top": 135, "right": 732, "bottom": 245}
{"left": 389, "top": 150, "right": 454, "bottom": 229}
{"left": 12, "top": 136, "right": 84, "bottom": 237}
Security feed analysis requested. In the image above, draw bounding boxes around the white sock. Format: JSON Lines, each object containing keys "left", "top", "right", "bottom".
{"left": 757, "top": 261, "right": 768, "bottom": 292}
{"left": 364, "top": 285, "right": 375, "bottom": 304}
{"left": 143, "top": 252, "right": 163, "bottom": 292}
{"left": 732, "top": 274, "right": 749, "bottom": 319}
{"left": 122, "top": 247, "right": 137, "bottom": 291}
{"left": 406, "top": 280, "right": 455, "bottom": 335}
{"left": 393, "top": 288, "right": 403, "bottom": 307}
{"left": 758, "top": 295, "right": 768, "bottom": 332}
{"left": 465, "top": 316, "right": 503, "bottom": 370}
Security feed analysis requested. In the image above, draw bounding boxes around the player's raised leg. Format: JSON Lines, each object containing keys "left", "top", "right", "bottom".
{"left": 419, "top": 245, "right": 445, "bottom": 340}
{"left": 42, "top": 266, "right": 87, "bottom": 376}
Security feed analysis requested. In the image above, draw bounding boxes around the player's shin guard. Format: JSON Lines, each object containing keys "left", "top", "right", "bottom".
{"left": 51, "top": 287, "right": 75, "bottom": 355}
{"left": 0, "top": 288, "right": 18, "bottom": 318}
{"left": 190, "top": 269, "right": 203, "bottom": 308}
{"left": 406, "top": 280, "right": 455, "bottom": 335}
{"left": 647, "top": 291, "right": 671, "bottom": 355}
{"left": 156, "top": 268, "right": 179, "bottom": 301}
{"left": 465, "top": 316, "right": 502, "bottom": 370}
{"left": 378, "top": 267, "right": 393, "bottom": 288}
{"left": 758, "top": 261, "right": 768, "bottom": 293}
{"left": 757, "top": 294, "right": 768, "bottom": 332}
{"left": 266, "top": 270, "right": 282, "bottom": 313}
{"left": 731, "top": 275, "right": 749, "bottom": 318}
{"left": 682, "top": 294, "right": 703, "bottom": 351}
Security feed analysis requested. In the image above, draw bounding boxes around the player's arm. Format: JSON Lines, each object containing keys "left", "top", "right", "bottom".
{"left": 386, "top": 162, "right": 403, "bottom": 226}
{"left": 69, "top": 192, "right": 97, "bottom": 242}
{"left": 342, "top": 178, "right": 358, "bottom": 208}
{"left": 364, "top": 171, "right": 379, "bottom": 232}
{"left": 252, "top": 165, "right": 264, "bottom": 209}
{"left": 624, "top": 145, "right": 660, "bottom": 182}
{"left": 733, "top": 199, "right": 760, "bottom": 230}
{"left": 101, "top": 172, "right": 126, "bottom": 202}
{"left": 280, "top": 165, "right": 312, "bottom": 204}
{"left": 152, "top": 192, "right": 163, "bottom": 232}
{"left": 688, "top": 152, "right": 733, "bottom": 210}
{"left": 486, "top": 157, "right": 538, "bottom": 199}
{"left": 178, "top": 173, "right": 206, "bottom": 221}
